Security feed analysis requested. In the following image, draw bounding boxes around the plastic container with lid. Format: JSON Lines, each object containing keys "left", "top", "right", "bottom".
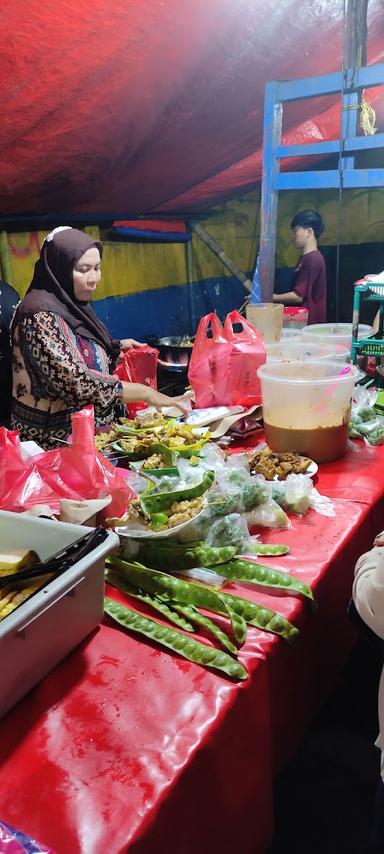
{"left": 301, "top": 322, "right": 373, "bottom": 350}
{"left": 257, "top": 360, "right": 359, "bottom": 463}
{"left": 266, "top": 341, "right": 334, "bottom": 362}
{"left": 282, "top": 307, "right": 309, "bottom": 330}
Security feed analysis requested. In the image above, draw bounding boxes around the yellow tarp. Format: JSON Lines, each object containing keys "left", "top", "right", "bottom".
{"left": 1, "top": 187, "right": 383, "bottom": 299}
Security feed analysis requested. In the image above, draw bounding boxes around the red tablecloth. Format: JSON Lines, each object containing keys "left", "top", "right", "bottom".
{"left": 1, "top": 441, "right": 384, "bottom": 854}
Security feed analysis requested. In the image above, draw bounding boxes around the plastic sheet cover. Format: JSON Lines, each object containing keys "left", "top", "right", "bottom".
{"left": 0, "top": 0, "right": 383, "bottom": 216}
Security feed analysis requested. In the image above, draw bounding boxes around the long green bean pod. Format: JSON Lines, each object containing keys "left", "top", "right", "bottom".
{"left": 213, "top": 559, "right": 314, "bottom": 603}
{"left": 107, "top": 556, "right": 246, "bottom": 646}
{"left": 219, "top": 590, "right": 300, "bottom": 645}
{"left": 136, "top": 541, "right": 237, "bottom": 570}
{"left": 172, "top": 603, "right": 237, "bottom": 655}
{"left": 104, "top": 598, "right": 248, "bottom": 681}
{"left": 106, "top": 570, "right": 195, "bottom": 631}
{"left": 245, "top": 544, "right": 290, "bottom": 556}
{"left": 140, "top": 470, "right": 215, "bottom": 514}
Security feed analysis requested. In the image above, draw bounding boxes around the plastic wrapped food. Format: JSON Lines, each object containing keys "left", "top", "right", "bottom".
{"left": 245, "top": 499, "right": 291, "bottom": 529}
{"left": 349, "top": 386, "right": 384, "bottom": 445}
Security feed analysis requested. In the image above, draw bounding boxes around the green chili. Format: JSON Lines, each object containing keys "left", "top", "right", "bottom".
{"left": 215, "top": 559, "right": 313, "bottom": 603}
{"left": 104, "top": 598, "right": 248, "bottom": 680}
{"left": 141, "top": 470, "right": 215, "bottom": 515}
{"left": 149, "top": 513, "right": 170, "bottom": 530}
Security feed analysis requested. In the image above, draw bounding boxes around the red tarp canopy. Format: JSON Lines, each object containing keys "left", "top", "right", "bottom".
{"left": 0, "top": 0, "right": 383, "bottom": 216}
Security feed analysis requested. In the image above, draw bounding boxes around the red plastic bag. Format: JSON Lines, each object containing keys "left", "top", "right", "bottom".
{"left": 114, "top": 345, "right": 159, "bottom": 418}
{"left": 188, "top": 311, "right": 266, "bottom": 407}
{"left": 187, "top": 313, "right": 229, "bottom": 408}
{"left": 0, "top": 407, "right": 135, "bottom": 520}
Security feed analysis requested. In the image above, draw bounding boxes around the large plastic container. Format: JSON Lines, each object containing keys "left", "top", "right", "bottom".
{"left": 0, "top": 512, "right": 119, "bottom": 718}
{"left": 266, "top": 342, "right": 335, "bottom": 362}
{"left": 326, "top": 345, "right": 351, "bottom": 363}
{"left": 301, "top": 322, "right": 373, "bottom": 350}
{"left": 258, "top": 360, "right": 359, "bottom": 463}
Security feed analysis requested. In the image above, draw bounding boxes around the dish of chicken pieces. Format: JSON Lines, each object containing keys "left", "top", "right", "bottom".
{"left": 248, "top": 446, "right": 313, "bottom": 480}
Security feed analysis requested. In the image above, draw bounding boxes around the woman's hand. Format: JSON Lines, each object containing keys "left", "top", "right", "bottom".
{"left": 145, "top": 388, "right": 192, "bottom": 414}
{"left": 121, "top": 382, "right": 192, "bottom": 414}
{"left": 120, "top": 338, "right": 146, "bottom": 350}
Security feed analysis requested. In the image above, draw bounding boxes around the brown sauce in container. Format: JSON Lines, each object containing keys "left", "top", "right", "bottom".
{"left": 264, "top": 422, "right": 349, "bottom": 463}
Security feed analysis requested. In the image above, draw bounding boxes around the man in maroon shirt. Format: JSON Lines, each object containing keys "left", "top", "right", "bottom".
{"left": 273, "top": 209, "right": 327, "bottom": 324}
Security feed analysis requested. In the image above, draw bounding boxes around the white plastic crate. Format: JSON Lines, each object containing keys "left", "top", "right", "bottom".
{"left": 0, "top": 511, "right": 119, "bottom": 718}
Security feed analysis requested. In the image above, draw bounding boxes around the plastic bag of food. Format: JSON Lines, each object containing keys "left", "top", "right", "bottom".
{"left": 245, "top": 499, "right": 290, "bottom": 529}
{"left": 272, "top": 473, "right": 335, "bottom": 517}
{"left": 169, "top": 509, "right": 212, "bottom": 543}
{"left": 205, "top": 513, "right": 251, "bottom": 550}
{"left": 309, "top": 487, "right": 336, "bottom": 517}
{"left": 349, "top": 386, "right": 384, "bottom": 444}
{"left": 0, "top": 820, "right": 56, "bottom": 853}
{"left": 281, "top": 473, "right": 312, "bottom": 515}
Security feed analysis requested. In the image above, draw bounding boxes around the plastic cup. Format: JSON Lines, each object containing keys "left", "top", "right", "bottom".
{"left": 246, "top": 303, "right": 283, "bottom": 343}
{"left": 257, "top": 360, "right": 359, "bottom": 463}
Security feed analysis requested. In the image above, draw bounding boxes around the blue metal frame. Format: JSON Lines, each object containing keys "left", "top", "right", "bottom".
{"left": 259, "top": 63, "right": 384, "bottom": 301}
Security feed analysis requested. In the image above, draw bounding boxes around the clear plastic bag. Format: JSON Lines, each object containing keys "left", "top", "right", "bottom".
{"left": 204, "top": 512, "right": 263, "bottom": 555}
{"left": 350, "top": 386, "right": 384, "bottom": 445}
{"left": 245, "top": 499, "right": 291, "bottom": 529}
{"left": 273, "top": 473, "right": 334, "bottom": 517}
{"left": 205, "top": 513, "right": 251, "bottom": 549}
{"left": 309, "top": 487, "right": 336, "bottom": 517}
{"left": 282, "top": 473, "right": 312, "bottom": 515}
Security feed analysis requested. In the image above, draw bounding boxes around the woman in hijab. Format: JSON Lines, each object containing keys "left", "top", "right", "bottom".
{"left": 11, "top": 227, "right": 189, "bottom": 449}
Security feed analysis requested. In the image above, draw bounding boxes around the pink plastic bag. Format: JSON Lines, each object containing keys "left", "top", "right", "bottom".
{"left": 114, "top": 345, "right": 159, "bottom": 418}
{"left": 0, "top": 407, "right": 135, "bottom": 520}
{"left": 188, "top": 311, "right": 266, "bottom": 407}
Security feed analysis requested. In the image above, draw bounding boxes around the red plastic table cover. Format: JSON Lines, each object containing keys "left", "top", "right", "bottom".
{"left": 0, "top": 440, "right": 383, "bottom": 854}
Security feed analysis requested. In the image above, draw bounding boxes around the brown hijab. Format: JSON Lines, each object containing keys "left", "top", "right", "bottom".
{"left": 13, "top": 227, "right": 120, "bottom": 361}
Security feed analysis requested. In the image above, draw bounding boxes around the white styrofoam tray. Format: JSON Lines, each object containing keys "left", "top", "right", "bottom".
{"left": 0, "top": 511, "right": 119, "bottom": 718}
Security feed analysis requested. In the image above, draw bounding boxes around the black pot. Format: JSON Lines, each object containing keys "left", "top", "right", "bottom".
{"left": 147, "top": 335, "right": 194, "bottom": 394}
{"left": 147, "top": 336, "right": 194, "bottom": 371}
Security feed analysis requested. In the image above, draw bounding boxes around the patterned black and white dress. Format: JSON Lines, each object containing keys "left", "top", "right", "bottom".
{"left": 11, "top": 311, "right": 122, "bottom": 449}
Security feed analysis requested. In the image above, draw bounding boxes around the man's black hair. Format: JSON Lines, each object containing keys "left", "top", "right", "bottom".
{"left": 290, "top": 209, "right": 324, "bottom": 239}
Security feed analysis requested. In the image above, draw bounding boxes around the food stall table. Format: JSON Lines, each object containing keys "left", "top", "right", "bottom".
{"left": 0, "top": 443, "right": 383, "bottom": 854}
